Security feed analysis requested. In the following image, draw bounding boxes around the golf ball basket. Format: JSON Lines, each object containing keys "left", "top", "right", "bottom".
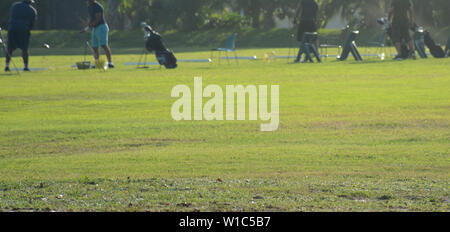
{"left": 76, "top": 61, "right": 91, "bottom": 70}
{"left": 75, "top": 41, "right": 108, "bottom": 70}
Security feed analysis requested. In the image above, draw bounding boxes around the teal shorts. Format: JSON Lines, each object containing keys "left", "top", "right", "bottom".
{"left": 92, "top": 24, "right": 109, "bottom": 48}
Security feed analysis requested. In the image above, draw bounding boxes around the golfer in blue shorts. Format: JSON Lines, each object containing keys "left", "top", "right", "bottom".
{"left": 5, "top": 0, "right": 37, "bottom": 72}
{"left": 81, "top": 0, "right": 114, "bottom": 68}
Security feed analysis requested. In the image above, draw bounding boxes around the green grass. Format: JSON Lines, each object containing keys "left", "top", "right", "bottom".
{"left": 0, "top": 48, "right": 449, "bottom": 212}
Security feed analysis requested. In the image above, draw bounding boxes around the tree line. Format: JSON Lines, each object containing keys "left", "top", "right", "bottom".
{"left": 0, "top": 0, "right": 449, "bottom": 31}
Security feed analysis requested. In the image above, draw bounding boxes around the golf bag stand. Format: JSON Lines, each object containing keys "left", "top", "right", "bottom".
{"left": 338, "top": 31, "right": 363, "bottom": 61}
{"left": 137, "top": 49, "right": 149, "bottom": 69}
{"left": 296, "top": 32, "right": 321, "bottom": 63}
{"left": 413, "top": 29, "right": 427, "bottom": 59}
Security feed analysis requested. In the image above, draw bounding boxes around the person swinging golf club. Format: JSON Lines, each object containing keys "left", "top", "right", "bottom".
{"left": 4, "top": 0, "right": 37, "bottom": 72}
{"left": 80, "top": 0, "right": 114, "bottom": 68}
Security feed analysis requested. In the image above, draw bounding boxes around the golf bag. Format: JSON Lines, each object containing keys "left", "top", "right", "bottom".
{"left": 424, "top": 32, "right": 446, "bottom": 58}
{"left": 155, "top": 50, "right": 177, "bottom": 69}
{"left": 338, "top": 30, "right": 363, "bottom": 61}
{"left": 296, "top": 32, "right": 321, "bottom": 63}
{"left": 144, "top": 26, "right": 177, "bottom": 69}
{"left": 413, "top": 28, "right": 427, "bottom": 58}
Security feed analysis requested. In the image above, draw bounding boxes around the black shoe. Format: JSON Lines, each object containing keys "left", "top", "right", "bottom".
{"left": 23, "top": 67, "right": 31, "bottom": 72}
{"left": 108, "top": 63, "right": 115, "bottom": 68}
{"left": 4, "top": 67, "right": 10, "bottom": 72}
{"left": 293, "top": 59, "right": 300, "bottom": 63}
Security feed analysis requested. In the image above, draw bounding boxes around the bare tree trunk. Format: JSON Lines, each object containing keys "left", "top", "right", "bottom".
{"left": 106, "top": 0, "right": 121, "bottom": 30}
{"left": 359, "top": 0, "right": 383, "bottom": 29}
{"left": 413, "top": 0, "right": 433, "bottom": 27}
{"left": 249, "top": 0, "right": 261, "bottom": 29}
{"left": 262, "top": 9, "right": 275, "bottom": 29}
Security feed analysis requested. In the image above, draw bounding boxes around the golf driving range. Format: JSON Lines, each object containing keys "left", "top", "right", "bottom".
{"left": 0, "top": 48, "right": 449, "bottom": 211}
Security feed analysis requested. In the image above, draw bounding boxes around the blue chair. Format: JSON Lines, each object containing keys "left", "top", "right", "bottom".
{"left": 211, "top": 33, "right": 238, "bottom": 64}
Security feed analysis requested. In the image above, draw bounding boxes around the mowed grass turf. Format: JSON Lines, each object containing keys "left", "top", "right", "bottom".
{"left": 0, "top": 48, "right": 449, "bottom": 211}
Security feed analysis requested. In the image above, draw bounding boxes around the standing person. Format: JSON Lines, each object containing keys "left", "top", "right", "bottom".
{"left": 5, "top": 0, "right": 37, "bottom": 72}
{"left": 388, "top": 0, "right": 417, "bottom": 60}
{"left": 81, "top": 0, "right": 114, "bottom": 68}
{"left": 294, "top": 0, "right": 319, "bottom": 63}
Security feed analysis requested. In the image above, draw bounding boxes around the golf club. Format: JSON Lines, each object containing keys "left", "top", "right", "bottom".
{"left": 0, "top": 27, "right": 20, "bottom": 75}
{"left": 86, "top": 41, "right": 107, "bottom": 71}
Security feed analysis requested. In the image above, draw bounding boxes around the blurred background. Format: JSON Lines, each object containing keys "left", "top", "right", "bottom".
{"left": 0, "top": 0, "right": 448, "bottom": 49}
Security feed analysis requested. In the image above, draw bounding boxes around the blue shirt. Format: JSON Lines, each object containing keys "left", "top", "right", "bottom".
{"left": 88, "top": 2, "right": 106, "bottom": 27}
{"left": 9, "top": 1, "right": 37, "bottom": 30}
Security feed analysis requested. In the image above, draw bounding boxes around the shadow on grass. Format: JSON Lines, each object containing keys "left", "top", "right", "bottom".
{"left": 347, "top": 59, "right": 401, "bottom": 64}
{"left": 0, "top": 73, "right": 20, "bottom": 77}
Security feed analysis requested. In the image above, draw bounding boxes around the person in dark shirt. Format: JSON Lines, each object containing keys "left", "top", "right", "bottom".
{"left": 5, "top": 0, "right": 37, "bottom": 72}
{"left": 295, "top": 0, "right": 319, "bottom": 40}
{"left": 388, "top": 0, "right": 416, "bottom": 60}
{"left": 81, "top": 0, "right": 114, "bottom": 68}
{"left": 294, "top": 0, "right": 319, "bottom": 62}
